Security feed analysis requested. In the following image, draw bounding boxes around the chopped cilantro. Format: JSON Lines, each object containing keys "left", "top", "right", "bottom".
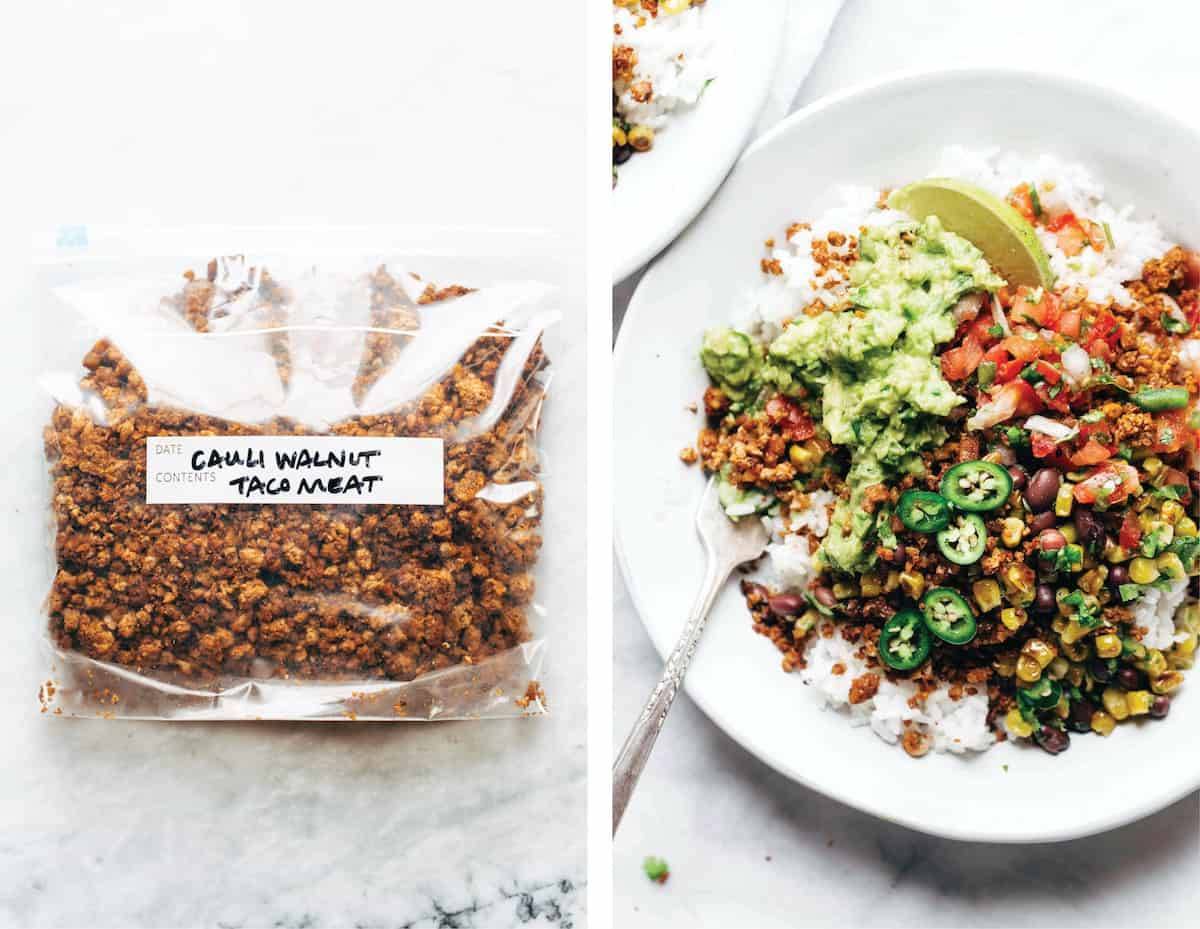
{"left": 643, "top": 856, "right": 670, "bottom": 884}
{"left": 1020, "top": 364, "right": 1043, "bottom": 385}
{"left": 1152, "top": 484, "right": 1187, "bottom": 502}
{"left": 1048, "top": 382, "right": 1063, "bottom": 399}
{"left": 1004, "top": 426, "right": 1029, "bottom": 448}
{"left": 1061, "top": 589, "right": 1100, "bottom": 628}
{"left": 1081, "top": 410, "right": 1105, "bottom": 423}
{"left": 987, "top": 324, "right": 1004, "bottom": 338}
{"left": 1029, "top": 183, "right": 1042, "bottom": 218}
{"left": 1118, "top": 583, "right": 1143, "bottom": 603}
{"left": 1140, "top": 529, "right": 1165, "bottom": 558}
{"left": 1116, "top": 443, "right": 1133, "bottom": 461}
{"left": 1103, "top": 222, "right": 1115, "bottom": 249}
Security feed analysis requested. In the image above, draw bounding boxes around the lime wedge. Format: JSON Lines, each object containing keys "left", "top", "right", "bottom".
{"left": 888, "top": 178, "right": 1055, "bottom": 289}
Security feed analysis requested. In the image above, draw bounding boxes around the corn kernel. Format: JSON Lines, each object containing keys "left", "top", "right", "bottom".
{"left": 1060, "top": 620, "right": 1089, "bottom": 645}
{"left": 1004, "top": 707, "right": 1034, "bottom": 738}
{"left": 1078, "top": 567, "right": 1107, "bottom": 596}
{"left": 627, "top": 124, "right": 655, "bottom": 152}
{"left": 1054, "top": 695, "right": 1070, "bottom": 718}
{"left": 1161, "top": 500, "right": 1185, "bottom": 525}
{"left": 1090, "top": 710, "right": 1116, "bottom": 736}
{"left": 832, "top": 581, "right": 858, "bottom": 599}
{"left": 1002, "top": 563, "right": 1036, "bottom": 606}
{"left": 1102, "top": 687, "right": 1130, "bottom": 720}
{"left": 1150, "top": 671, "right": 1184, "bottom": 694}
{"left": 1046, "top": 656, "right": 1070, "bottom": 680}
{"left": 1139, "top": 649, "right": 1168, "bottom": 678}
{"left": 1094, "top": 633, "right": 1122, "bottom": 658}
{"left": 1129, "top": 557, "right": 1160, "bottom": 585}
{"left": 1156, "top": 552, "right": 1185, "bottom": 580}
{"left": 612, "top": 125, "right": 628, "bottom": 147}
{"left": 1104, "top": 543, "right": 1132, "bottom": 564}
{"left": 1000, "top": 517, "right": 1025, "bottom": 549}
{"left": 1142, "top": 456, "right": 1164, "bottom": 476}
{"left": 793, "top": 610, "right": 819, "bottom": 639}
{"left": 1000, "top": 607, "right": 1027, "bottom": 631}
{"left": 1176, "top": 516, "right": 1198, "bottom": 538}
{"left": 1062, "top": 638, "right": 1090, "bottom": 662}
{"left": 788, "top": 444, "right": 817, "bottom": 471}
{"left": 859, "top": 573, "right": 884, "bottom": 597}
{"left": 884, "top": 571, "right": 901, "bottom": 593}
{"left": 1125, "top": 690, "right": 1153, "bottom": 716}
{"left": 899, "top": 572, "right": 925, "bottom": 599}
{"left": 1055, "top": 484, "right": 1074, "bottom": 517}
{"left": 1059, "top": 523, "right": 1078, "bottom": 544}
{"left": 1023, "top": 638, "right": 1057, "bottom": 668}
{"left": 973, "top": 579, "right": 1002, "bottom": 612}
{"left": 1016, "top": 654, "right": 1042, "bottom": 683}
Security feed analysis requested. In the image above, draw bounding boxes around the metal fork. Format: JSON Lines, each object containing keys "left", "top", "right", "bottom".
{"left": 612, "top": 476, "right": 770, "bottom": 834}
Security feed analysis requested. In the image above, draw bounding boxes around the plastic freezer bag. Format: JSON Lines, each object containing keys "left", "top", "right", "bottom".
{"left": 36, "top": 235, "right": 559, "bottom": 720}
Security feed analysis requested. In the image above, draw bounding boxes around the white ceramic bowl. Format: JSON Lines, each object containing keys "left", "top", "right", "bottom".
{"left": 615, "top": 68, "right": 1200, "bottom": 842}
{"left": 612, "top": 0, "right": 786, "bottom": 283}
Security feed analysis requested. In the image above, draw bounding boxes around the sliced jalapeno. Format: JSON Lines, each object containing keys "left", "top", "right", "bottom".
{"left": 936, "top": 512, "right": 988, "bottom": 565}
{"left": 940, "top": 460, "right": 1013, "bottom": 512}
{"left": 921, "top": 588, "right": 978, "bottom": 645}
{"left": 897, "top": 490, "right": 951, "bottom": 533}
{"left": 879, "top": 609, "right": 932, "bottom": 671}
{"left": 1018, "top": 677, "right": 1062, "bottom": 712}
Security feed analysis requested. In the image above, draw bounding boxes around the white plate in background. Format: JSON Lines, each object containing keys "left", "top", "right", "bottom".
{"left": 612, "top": 0, "right": 787, "bottom": 283}
{"left": 615, "top": 68, "right": 1200, "bottom": 842}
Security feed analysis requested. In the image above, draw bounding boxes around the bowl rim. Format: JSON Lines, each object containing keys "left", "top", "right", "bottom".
{"left": 615, "top": 64, "right": 1200, "bottom": 843}
{"left": 612, "top": 0, "right": 788, "bottom": 284}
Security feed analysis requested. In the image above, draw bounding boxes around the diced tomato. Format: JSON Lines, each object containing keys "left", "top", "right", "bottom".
{"left": 941, "top": 335, "right": 985, "bottom": 381}
{"left": 1031, "top": 432, "right": 1059, "bottom": 458}
{"left": 1057, "top": 309, "right": 1082, "bottom": 339}
{"left": 1073, "top": 461, "right": 1141, "bottom": 507}
{"left": 1070, "top": 439, "right": 1113, "bottom": 467}
{"left": 1010, "top": 287, "right": 1061, "bottom": 329}
{"left": 1089, "top": 312, "right": 1121, "bottom": 346}
{"left": 997, "top": 359, "right": 1026, "bottom": 383}
{"left": 1045, "top": 211, "right": 1077, "bottom": 233}
{"left": 966, "top": 314, "right": 1000, "bottom": 347}
{"left": 1088, "top": 339, "right": 1114, "bottom": 363}
{"left": 1007, "top": 184, "right": 1036, "bottom": 224}
{"left": 1119, "top": 512, "right": 1142, "bottom": 550}
{"left": 1057, "top": 223, "right": 1086, "bottom": 257}
{"left": 1148, "top": 409, "right": 1188, "bottom": 454}
{"left": 1033, "top": 360, "right": 1061, "bottom": 385}
{"left": 1035, "top": 382, "right": 1072, "bottom": 413}
{"left": 765, "top": 395, "right": 815, "bottom": 442}
{"left": 1002, "top": 335, "right": 1046, "bottom": 362}
{"left": 1082, "top": 219, "right": 1107, "bottom": 252}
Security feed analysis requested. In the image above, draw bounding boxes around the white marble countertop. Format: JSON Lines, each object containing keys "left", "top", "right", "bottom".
{"left": 614, "top": 1, "right": 1200, "bottom": 925}
{"left": 0, "top": 4, "right": 586, "bottom": 927}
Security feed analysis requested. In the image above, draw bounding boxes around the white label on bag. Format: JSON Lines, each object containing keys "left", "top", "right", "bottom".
{"left": 145, "top": 436, "right": 445, "bottom": 505}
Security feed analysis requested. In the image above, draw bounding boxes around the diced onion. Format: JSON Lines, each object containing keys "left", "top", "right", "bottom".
{"left": 990, "top": 294, "right": 1011, "bottom": 336}
{"left": 953, "top": 292, "right": 986, "bottom": 324}
{"left": 1061, "top": 344, "right": 1090, "bottom": 385}
{"left": 1023, "top": 415, "right": 1078, "bottom": 443}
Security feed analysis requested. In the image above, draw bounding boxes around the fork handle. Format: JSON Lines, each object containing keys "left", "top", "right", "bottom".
{"left": 612, "top": 551, "right": 734, "bottom": 834}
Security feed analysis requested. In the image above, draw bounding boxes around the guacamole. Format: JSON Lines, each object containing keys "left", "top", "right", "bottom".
{"left": 701, "top": 327, "right": 761, "bottom": 405}
{"left": 768, "top": 217, "right": 1004, "bottom": 572}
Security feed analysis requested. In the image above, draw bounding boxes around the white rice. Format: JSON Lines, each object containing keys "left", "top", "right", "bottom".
{"left": 612, "top": 3, "right": 713, "bottom": 131}
{"left": 802, "top": 619, "right": 995, "bottom": 754}
{"left": 740, "top": 146, "right": 1182, "bottom": 756}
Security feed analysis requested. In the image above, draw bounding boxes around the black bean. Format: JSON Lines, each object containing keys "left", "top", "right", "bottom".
{"left": 1034, "top": 725, "right": 1070, "bottom": 755}
{"left": 1108, "top": 564, "right": 1130, "bottom": 588}
{"left": 1150, "top": 696, "right": 1171, "bottom": 718}
{"left": 1034, "top": 584, "right": 1057, "bottom": 614}
{"left": 1025, "top": 468, "right": 1062, "bottom": 512}
{"left": 768, "top": 593, "right": 805, "bottom": 617}
{"left": 1067, "top": 699, "right": 1096, "bottom": 733}
{"left": 1116, "top": 667, "right": 1143, "bottom": 691}
{"left": 1089, "top": 658, "right": 1114, "bottom": 684}
{"left": 613, "top": 144, "right": 633, "bottom": 165}
{"left": 1007, "top": 465, "right": 1028, "bottom": 491}
{"left": 813, "top": 587, "right": 837, "bottom": 609}
{"left": 1073, "top": 508, "right": 1106, "bottom": 550}
{"left": 1028, "top": 510, "right": 1058, "bottom": 535}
